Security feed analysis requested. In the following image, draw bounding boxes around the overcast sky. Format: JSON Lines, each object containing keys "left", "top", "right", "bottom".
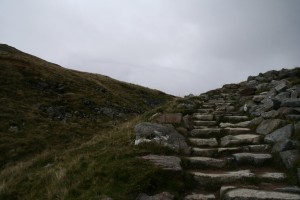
{"left": 1, "top": 0, "right": 300, "bottom": 96}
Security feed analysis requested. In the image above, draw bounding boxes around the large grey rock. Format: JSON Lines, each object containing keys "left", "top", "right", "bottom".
{"left": 188, "top": 138, "right": 218, "bottom": 147}
{"left": 272, "top": 139, "right": 299, "bottom": 152}
{"left": 256, "top": 119, "right": 286, "bottom": 135}
{"left": 223, "top": 188, "right": 300, "bottom": 200}
{"left": 253, "top": 95, "right": 265, "bottom": 103}
{"left": 261, "top": 110, "right": 279, "bottom": 119}
{"left": 139, "top": 155, "right": 182, "bottom": 171}
{"left": 295, "top": 121, "right": 300, "bottom": 135}
{"left": 280, "top": 150, "right": 299, "bottom": 169}
{"left": 184, "top": 193, "right": 215, "bottom": 200}
{"left": 264, "top": 124, "right": 294, "bottom": 144}
{"left": 134, "top": 122, "right": 189, "bottom": 153}
{"left": 274, "top": 91, "right": 290, "bottom": 101}
{"left": 192, "top": 170, "right": 255, "bottom": 186}
{"left": 275, "top": 80, "right": 288, "bottom": 92}
{"left": 231, "top": 153, "right": 272, "bottom": 166}
{"left": 220, "top": 134, "right": 261, "bottom": 147}
{"left": 186, "top": 157, "right": 226, "bottom": 168}
{"left": 281, "top": 99, "right": 300, "bottom": 107}
{"left": 249, "top": 117, "right": 263, "bottom": 127}
{"left": 286, "top": 115, "right": 300, "bottom": 121}
{"left": 136, "top": 192, "right": 174, "bottom": 200}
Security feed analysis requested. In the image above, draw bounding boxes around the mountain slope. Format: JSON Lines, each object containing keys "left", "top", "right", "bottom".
{"left": 0, "top": 44, "right": 173, "bottom": 168}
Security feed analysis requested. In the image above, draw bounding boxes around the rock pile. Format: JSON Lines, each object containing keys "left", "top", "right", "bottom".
{"left": 134, "top": 67, "right": 300, "bottom": 200}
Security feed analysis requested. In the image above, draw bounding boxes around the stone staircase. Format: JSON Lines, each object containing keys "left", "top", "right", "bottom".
{"left": 183, "top": 90, "right": 300, "bottom": 199}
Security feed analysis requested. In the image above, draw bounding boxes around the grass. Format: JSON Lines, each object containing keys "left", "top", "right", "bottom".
{"left": 0, "top": 119, "right": 195, "bottom": 200}
{"left": 0, "top": 44, "right": 196, "bottom": 199}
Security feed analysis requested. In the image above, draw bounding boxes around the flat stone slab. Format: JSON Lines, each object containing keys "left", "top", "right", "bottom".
{"left": 197, "top": 109, "right": 214, "bottom": 114}
{"left": 193, "top": 114, "right": 214, "bottom": 121}
{"left": 222, "top": 116, "right": 249, "bottom": 123}
{"left": 221, "top": 134, "right": 261, "bottom": 147}
{"left": 223, "top": 128, "right": 252, "bottom": 135}
{"left": 192, "top": 148, "right": 217, "bottom": 157}
{"left": 281, "top": 99, "right": 300, "bottom": 107}
{"left": 231, "top": 153, "right": 272, "bottom": 166}
{"left": 188, "top": 138, "right": 218, "bottom": 147}
{"left": 192, "top": 170, "right": 255, "bottom": 185}
{"left": 139, "top": 155, "right": 182, "bottom": 171}
{"left": 184, "top": 193, "right": 216, "bottom": 200}
{"left": 244, "top": 144, "right": 270, "bottom": 152}
{"left": 186, "top": 157, "right": 227, "bottom": 168}
{"left": 259, "top": 172, "right": 286, "bottom": 181}
{"left": 190, "top": 128, "right": 221, "bottom": 137}
{"left": 223, "top": 188, "right": 300, "bottom": 200}
{"left": 193, "top": 121, "right": 217, "bottom": 126}
{"left": 220, "top": 121, "right": 251, "bottom": 128}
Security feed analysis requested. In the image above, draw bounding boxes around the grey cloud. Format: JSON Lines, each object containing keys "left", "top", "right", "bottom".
{"left": 0, "top": 0, "right": 300, "bottom": 95}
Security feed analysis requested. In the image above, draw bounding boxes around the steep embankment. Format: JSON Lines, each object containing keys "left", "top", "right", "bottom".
{"left": 0, "top": 44, "right": 173, "bottom": 168}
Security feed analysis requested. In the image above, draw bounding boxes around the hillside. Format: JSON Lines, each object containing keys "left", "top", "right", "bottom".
{"left": 0, "top": 44, "right": 173, "bottom": 168}
{"left": 1, "top": 44, "right": 300, "bottom": 200}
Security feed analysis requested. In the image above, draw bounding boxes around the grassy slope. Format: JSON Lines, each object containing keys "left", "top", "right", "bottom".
{"left": 0, "top": 45, "right": 196, "bottom": 199}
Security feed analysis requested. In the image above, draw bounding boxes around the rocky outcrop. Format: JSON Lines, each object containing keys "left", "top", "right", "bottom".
{"left": 134, "top": 122, "right": 189, "bottom": 153}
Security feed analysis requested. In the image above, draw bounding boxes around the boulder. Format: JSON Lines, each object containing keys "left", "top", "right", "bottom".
{"left": 295, "top": 121, "right": 300, "bottom": 135}
{"left": 274, "top": 92, "right": 290, "bottom": 101}
{"left": 272, "top": 139, "right": 299, "bottom": 152}
{"left": 281, "top": 99, "right": 300, "bottom": 107}
{"left": 286, "top": 115, "right": 300, "bottom": 121}
{"left": 249, "top": 117, "right": 263, "bottom": 127}
{"left": 136, "top": 192, "right": 174, "bottom": 200}
{"left": 256, "top": 119, "right": 286, "bottom": 135}
{"left": 253, "top": 95, "right": 265, "bottom": 103}
{"left": 134, "top": 122, "right": 189, "bottom": 153}
{"left": 139, "top": 155, "right": 182, "bottom": 171}
{"left": 264, "top": 124, "right": 294, "bottom": 144}
{"left": 154, "top": 113, "right": 182, "bottom": 124}
{"left": 261, "top": 110, "right": 279, "bottom": 119}
{"left": 275, "top": 80, "right": 288, "bottom": 92}
{"left": 280, "top": 150, "right": 299, "bottom": 169}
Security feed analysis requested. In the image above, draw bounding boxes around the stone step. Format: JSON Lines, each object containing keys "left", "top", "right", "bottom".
{"left": 197, "top": 108, "right": 214, "bottom": 114}
{"left": 220, "top": 134, "right": 261, "bottom": 147}
{"left": 192, "top": 114, "right": 214, "bottom": 121}
{"left": 222, "top": 115, "right": 249, "bottom": 123}
{"left": 185, "top": 156, "right": 227, "bottom": 168}
{"left": 192, "top": 147, "right": 242, "bottom": 157}
{"left": 222, "top": 127, "right": 252, "bottom": 135}
{"left": 191, "top": 144, "right": 270, "bottom": 157}
{"left": 191, "top": 170, "right": 286, "bottom": 186}
{"left": 220, "top": 121, "right": 251, "bottom": 128}
{"left": 193, "top": 120, "right": 217, "bottom": 126}
{"left": 202, "top": 104, "right": 215, "bottom": 108}
{"left": 191, "top": 170, "right": 255, "bottom": 186}
{"left": 230, "top": 153, "right": 272, "bottom": 166}
{"left": 221, "top": 187, "right": 300, "bottom": 200}
{"left": 188, "top": 138, "right": 218, "bottom": 147}
{"left": 189, "top": 128, "right": 221, "bottom": 137}
{"left": 184, "top": 193, "right": 216, "bottom": 200}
